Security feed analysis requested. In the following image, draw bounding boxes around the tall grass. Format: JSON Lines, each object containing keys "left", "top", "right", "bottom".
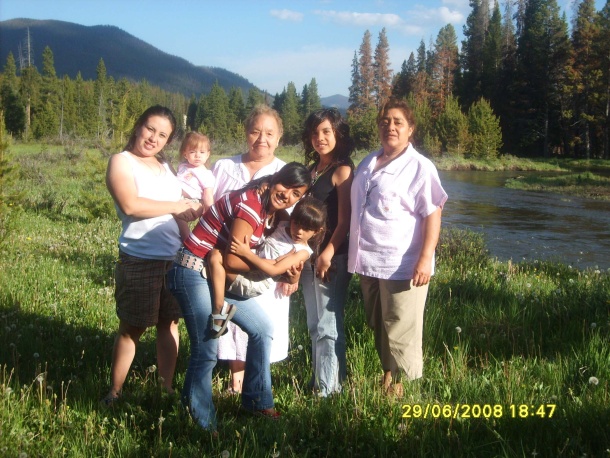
{"left": 0, "top": 144, "right": 608, "bottom": 457}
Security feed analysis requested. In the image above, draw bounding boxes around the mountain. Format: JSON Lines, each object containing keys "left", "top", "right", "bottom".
{"left": 320, "top": 94, "right": 349, "bottom": 112}
{"left": 0, "top": 18, "right": 257, "bottom": 97}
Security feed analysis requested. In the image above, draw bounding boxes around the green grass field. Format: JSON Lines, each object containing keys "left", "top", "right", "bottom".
{"left": 0, "top": 142, "right": 608, "bottom": 457}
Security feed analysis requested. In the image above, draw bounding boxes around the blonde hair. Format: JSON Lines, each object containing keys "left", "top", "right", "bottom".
{"left": 180, "top": 132, "right": 211, "bottom": 166}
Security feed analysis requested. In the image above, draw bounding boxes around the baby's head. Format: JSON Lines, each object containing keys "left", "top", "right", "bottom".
{"left": 180, "top": 132, "right": 211, "bottom": 167}
{"left": 289, "top": 196, "right": 327, "bottom": 249}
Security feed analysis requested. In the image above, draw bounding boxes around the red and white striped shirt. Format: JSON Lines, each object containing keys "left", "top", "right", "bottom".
{"left": 184, "top": 187, "right": 267, "bottom": 258}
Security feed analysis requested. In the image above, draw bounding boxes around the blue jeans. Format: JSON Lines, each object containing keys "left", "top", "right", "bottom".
{"left": 167, "top": 257, "right": 274, "bottom": 430}
{"left": 300, "top": 253, "right": 351, "bottom": 396}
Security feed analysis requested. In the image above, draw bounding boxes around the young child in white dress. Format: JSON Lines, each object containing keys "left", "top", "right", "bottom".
{"left": 207, "top": 196, "right": 327, "bottom": 337}
{"left": 175, "top": 132, "right": 215, "bottom": 241}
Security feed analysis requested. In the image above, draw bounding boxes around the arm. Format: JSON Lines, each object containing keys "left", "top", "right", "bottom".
{"left": 202, "top": 187, "right": 214, "bottom": 212}
{"left": 106, "top": 154, "right": 201, "bottom": 219}
{"left": 230, "top": 235, "right": 308, "bottom": 277}
{"left": 412, "top": 207, "right": 442, "bottom": 287}
{"left": 316, "top": 165, "right": 353, "bottom": 281}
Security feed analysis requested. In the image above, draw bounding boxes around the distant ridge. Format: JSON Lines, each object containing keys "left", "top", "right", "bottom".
{"left": 0, "top": 18, "right": 257, "bottom": 96}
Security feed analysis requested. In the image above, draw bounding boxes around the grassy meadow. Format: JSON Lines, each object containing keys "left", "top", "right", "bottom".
{"left": 0, "top": 142, "right": 609, "bottom": 457}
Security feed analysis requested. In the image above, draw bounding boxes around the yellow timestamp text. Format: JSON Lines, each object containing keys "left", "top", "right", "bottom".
{"left": 401, "top": 404, "right": 557, "bottom": 419}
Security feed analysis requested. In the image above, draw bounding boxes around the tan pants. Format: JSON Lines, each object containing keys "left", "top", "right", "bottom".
{"left": 359, "top": 275, "right": 429, "bottom": 381}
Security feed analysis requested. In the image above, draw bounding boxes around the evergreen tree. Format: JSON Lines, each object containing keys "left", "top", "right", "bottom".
{"left": 412, "top": 40, "right": 430, "bottom": 104}
{"left": 1, "top": 53, "right": 25, "bottom": 136}
{"left": 186, "top": 95, "right": 198, "bottom": 131}
{"left": 203, "top": 81, "right": 230, "bottom": 141}
{"left": 570, "top": 0, "right": 600, "bottom": 159}
{"left": 228, "top": 87, "right": 245, "bottom": 140}
{"left": 467, "top": 97, "right": 503, "bottom": 158}
{"left": 245, "top": 87, "right": 265, "bottom": 113}
{"left": 278, "top": 82, "right": 301, "bottom": 145}
{"left": 348, "top": 51, "right": 362, "bottom": 112}
{"left": 358, "top": 30, "right": 375, "bottom": 109}
{"left": 436, "top": 95, "right": 470, "bottom": 156}
{"left": 430, "top": 24, "right": 459, "bottom": 115}
{"left": 373, "top": 28, "right": 393, "bottom": 107}
{"left": 300, "top": 78, "right": 322, "bottom": 119}
{"left": 33, "top": 46, "right": 60, "bottom": 139}
{"left": 19, "top": 64, "right": 41, "bottom": 140}
{"left": 460, "top": 0, "right": 489, "bottom": 107}
{"left": 515, "top": 0, "right": 571, "bottom": 156}
{"left": 94, "top": 58, "right": 108, "bottom": 140}
{"left": 595, "top": 0, "right": 610, "bottom": 159}
{"left": 481, "top": 1, "right": 503, "bottom": 104}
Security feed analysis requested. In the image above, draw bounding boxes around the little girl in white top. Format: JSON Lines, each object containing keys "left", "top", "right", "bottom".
{"left": 177, "top": 132, "right": 215, "bottom": 210}
{"left": 175, "top": 132, "right": 215, "bottom": 241}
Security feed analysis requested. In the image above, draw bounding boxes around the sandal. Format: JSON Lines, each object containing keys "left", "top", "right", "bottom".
{"left": 243, "top": 407, "right": 281, "bottom": 420}
{"left": 100, "top": 392, "right": 120, "bottom": 407}
{"left": 210, "top": 302, "right": 237, "bottom": 338}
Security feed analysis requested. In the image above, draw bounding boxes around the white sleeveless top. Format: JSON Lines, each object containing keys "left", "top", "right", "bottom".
{"left": 116, "top": 151, "right": 183, "bottom": 260}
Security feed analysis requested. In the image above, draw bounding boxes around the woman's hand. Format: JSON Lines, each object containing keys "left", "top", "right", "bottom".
{"left": 412, "top": 257, "right": 432, "bottom": 287}
{"left": 230, "top": 235, "right": 252, "bottom": 257}
{"left": 173, "top": 200, "right": 202, "bottom": 222}
{"left": 315, "top": 251, "right": 333, "bottom": 282}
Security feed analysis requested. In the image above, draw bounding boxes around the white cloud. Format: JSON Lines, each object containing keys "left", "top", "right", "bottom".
{"left": 313, "top": 10, "right": 404, "bottom": 27}
{"left": 270, "top": 9, "right": 304, "bottom": 22}
{"left": 406, "top": 5, "right": 465, "bottom": 25}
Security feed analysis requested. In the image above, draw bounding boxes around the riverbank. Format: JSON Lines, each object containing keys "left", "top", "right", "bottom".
{"left": 434, "top": 155, "right": 610, "bottom": 201}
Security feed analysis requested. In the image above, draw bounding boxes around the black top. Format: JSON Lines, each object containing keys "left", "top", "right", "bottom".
{"left": 308, "top": 163, "right": 349, "bottom": 256}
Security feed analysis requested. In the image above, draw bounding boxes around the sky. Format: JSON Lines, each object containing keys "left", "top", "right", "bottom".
{"left": 0, "top": 0, "right": 602, "bottom": 98}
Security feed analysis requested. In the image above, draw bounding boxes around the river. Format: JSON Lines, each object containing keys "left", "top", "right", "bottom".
{"left": 439, "top": 170, "right": 610, "bottom": 270}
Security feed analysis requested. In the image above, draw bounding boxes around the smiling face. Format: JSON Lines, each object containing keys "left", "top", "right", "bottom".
{"left": 246, "top": 114, "right": 281, "bottom": 161}
{"left": 378, "top": 108, "right": 414, "bottom": 155}
{"left": 133, "top": 115, "right": 173, "bottom": 157}
{"left": 311, "top": 119, "right": 337, "bottom": 158}
{"left": 267, "top": 183, "right": 308, "bottom": 213}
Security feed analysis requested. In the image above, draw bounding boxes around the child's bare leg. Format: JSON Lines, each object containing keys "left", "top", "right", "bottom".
{"left": 207, "top": 248, "right": 228, "bottom": 327}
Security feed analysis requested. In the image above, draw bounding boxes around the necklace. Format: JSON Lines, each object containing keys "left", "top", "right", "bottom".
{"left": 264, "top": 212, "right": 276, "bottom": 230}
{"left": 311, "top": 162, "right": 333, "bottom": 186}
{"left": 133, "top": 153, "right": 163, "bottom": 176}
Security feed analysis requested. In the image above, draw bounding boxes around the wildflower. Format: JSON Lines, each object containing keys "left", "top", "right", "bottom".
{"left": 590, "top": 323, "right": 597, "bottom": 330}
{"left": 569, "top": 278, "right": 575, "bottom": 284}
{"left": 271, "top": 451, "right": 280, "bottom": 458}
{"left": 526, "top": 283, "right": 532, "bottom": 288}
{"left": 147, "top": 365, "right": 157, "bottom": 373}
{"left": 221, "top": 451, "right": 230, "bottom": 458}
{"left": 455, "top": 326, "right": 462, "bottom": 334}
{"left": 588, "top": 376, "right": 599, "bottom": 386}
{"left": 5, "top": 387, "right": 13, "bottom": 395}
{"left": 297, "top": 345, "right": 303, "bottom": 351}
{"left": 33, "top": 353, "right": 40, "bottom": 359}
{"left": 75, "top": 335, "right": 83, "bottom": 344}
{"left": 36, "top": 374, "right": 45, "bottom": 384}
{"left": 18, "top": 452, "right": 27, "bottom": 458}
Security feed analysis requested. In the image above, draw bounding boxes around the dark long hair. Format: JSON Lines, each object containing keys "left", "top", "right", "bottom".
{"left": 290, "top": 196, "right": 327, "bottom": 253}
{"left": 124, "top": 105, "right": 178, "bottom": 163}
{"left": 302, "top": 108, "right": 355, "bottom": 167}
{"left": 234, "top": 162, "right": 312, "bottom": 211}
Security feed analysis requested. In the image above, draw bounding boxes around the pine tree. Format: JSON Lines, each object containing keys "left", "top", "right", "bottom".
{"left": 94, "top": 58, "right": 108, "bottom": 140}
{"left": 460, "top": 0, "right": 489, "bottom": 107}
{"left": 278, "top": 82, "right": 301, "bottom": 145}
{"left": 245, "top": 87, "right": 265, "bottom": 113}
{"left": 348, "top": 51, "right": 362, "bottom": 112}
{"left": 436, "top": 95, "right": 470, "bottom": 156}
{"left": 516, "top": 0, "right": 571, "bottom": 156}
{"left": 430, "top": 24, "right": 459, "bottom": 115}
{"left": 481, "top": 1, "right": 503, "bottom": 104}
{"left": 228, "top": 87, "right": 245, "bottom": 140}
{"left": 570, "top": 0, "right": 600, "bottom": 159}
{"left": 1, "top": 53, "right": 25, "bottom": 136}
{"left": 33, "top": 46, "right": 60, "bottom": 139}
{"left": 373, "top": 28, "right": 392, "bottom": 107}
{"left": 595, "top": 0, "right": 610, "bottom": 159}
{"left": 358, "top": 30, "right": 375, "bottom": 109}
{"left": 468, "top": 97, "right": 503, "bottom": 158}
{"left": 300, "top": 78, "right": 322, "bottom": 119}
{"left": 203, "top": 82, "right": 230, "bottom": 141}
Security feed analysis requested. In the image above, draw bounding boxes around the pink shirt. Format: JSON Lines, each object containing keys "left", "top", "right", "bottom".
{"left": 348, "top": 144, "right": 448, "bottom": 280}
{"left": 177, "top": 163, "right": 215, "bottom": 199}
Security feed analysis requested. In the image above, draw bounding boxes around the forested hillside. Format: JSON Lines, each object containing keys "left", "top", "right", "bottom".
{"left": 0, "top": 19, "right": 256, "bottom": 96}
